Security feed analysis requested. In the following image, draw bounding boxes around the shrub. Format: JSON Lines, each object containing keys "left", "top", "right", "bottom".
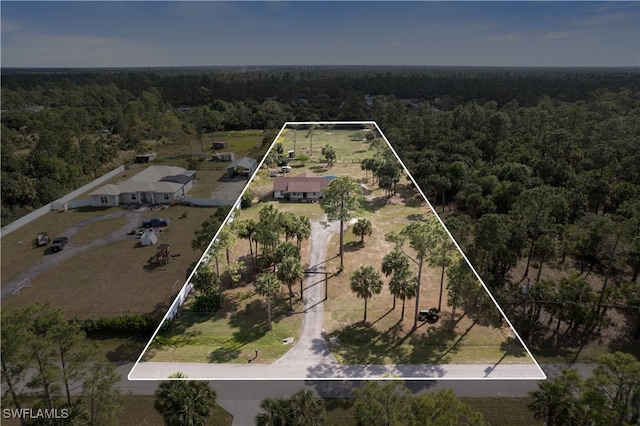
{"left": 192, "top": 294, "right": 222, "bottom": 313}
{"left": 75, "top": 313, "right": 161, "bottom": 336}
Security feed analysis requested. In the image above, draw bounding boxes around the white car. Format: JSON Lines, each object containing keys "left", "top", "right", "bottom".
{"left": 281, "top": 165, "right": 292, "bottom": 173}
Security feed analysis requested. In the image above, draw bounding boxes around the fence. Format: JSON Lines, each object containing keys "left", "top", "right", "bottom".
{"left": 165, "top": 282, "right": 193, "bottom": 321}
{"left": 1, "top": 165, "right": 126, "bottom": 237}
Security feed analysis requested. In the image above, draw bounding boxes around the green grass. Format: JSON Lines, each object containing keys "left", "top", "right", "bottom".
{"left": 145, "top": 290, "right": 303, "bottom": 364}
{"left": 278, "top": 127, "right": 373, "bottom": 163}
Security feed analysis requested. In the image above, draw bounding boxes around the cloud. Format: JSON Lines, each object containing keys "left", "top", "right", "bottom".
{"left": 542, "top": 32, "right": 570, "bottom": 41}
{"left": 488, "top": 33, "right": 528, "bottom": 43}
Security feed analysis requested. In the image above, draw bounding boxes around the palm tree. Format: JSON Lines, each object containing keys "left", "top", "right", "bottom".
{"left": 389, "top": 274, "right": 418, "bottom": 321}
{"left": 154, "top": 373, "right": 217, "bottom": 426}
{"left": 256, "top": 389, "right": 325, "bottom": 426}
{"left": 255, "top": 273, "right": 281, "bottom": 330}
{"left": 295, "top": 215, "right": 311, "bottom": 250}
{"left": 276, "top": 256, "right": 304, "bottom": 307}
{"left": 427, "top": 227, "right": 455, "bottom": 311}
{"left": 288, "top": 389, "right": 326, "bottom": 426}
{"left": 234, "top": 218, "right": 258, "bottom": 265}
{"left": 352, "top": 218, "right": 373, "bottom": 244}
{"left": 381, "top": 248, "right": 410, "bottom": 310}
{"left": 256, "top": 396, "right": 290, "bottom": 426}
{"left": 350, "top": 265, "right": 383, "bottom": 322}
{"left": 279, "top": 211, "right": 299, "bottom": 242}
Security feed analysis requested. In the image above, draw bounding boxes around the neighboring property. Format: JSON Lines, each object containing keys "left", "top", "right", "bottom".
{"left": 272, "top": 172, "right": 332, "bottom": 202}
{"left": 212, "top": 152, "right": 235, "bottom": 162}
{"left": 212, "top": 141, "right": 228, "bottom": 150}
{"left": 89, "top": 165, "right": 196, "bottom": 207}
{"left": 135, "top": 152, "right": 157, "bottom": 163}
{"left": 226, "top": 157, "right": 257, "bottom": 179}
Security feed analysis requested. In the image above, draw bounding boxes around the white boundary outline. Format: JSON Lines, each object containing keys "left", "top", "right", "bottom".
{"left": 128, "top": 121, "right": 546, "bottom": 381}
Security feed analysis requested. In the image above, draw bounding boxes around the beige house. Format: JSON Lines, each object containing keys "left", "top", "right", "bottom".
{"left": 272, "top": 172, "right": 332, "bottom": 202}
{"left": 90, "top": 166, "right": 196, "bottom": 207}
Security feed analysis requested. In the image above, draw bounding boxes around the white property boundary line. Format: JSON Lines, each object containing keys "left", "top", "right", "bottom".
{"left": 128, "top": 121, "right": 547, "bottom": 382}
{"left": 1, "top": 165, "right": 126, "bottom": 238}
{"left": 11, "top": 277, "right": 32, "bottom": 295}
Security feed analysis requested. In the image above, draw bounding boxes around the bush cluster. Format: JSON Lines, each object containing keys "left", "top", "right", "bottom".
{"left": 75, "top": 313, "right": 161, "bottom": 336}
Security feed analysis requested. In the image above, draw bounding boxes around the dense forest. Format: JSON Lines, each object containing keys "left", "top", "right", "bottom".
{"left": 2, "top": 67, "right": 639, "bottom": 357}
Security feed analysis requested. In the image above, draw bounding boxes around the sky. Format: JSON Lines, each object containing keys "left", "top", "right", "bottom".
{"left": 1, "top": 1, "right": 639, "bottom": 68}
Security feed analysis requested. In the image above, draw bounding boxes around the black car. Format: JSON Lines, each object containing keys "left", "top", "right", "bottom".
{"left": 49, "top": 237, "right": 69, "bottom": 253}
{"left": 142, "top": 218, "right": 169, "bottom": 228}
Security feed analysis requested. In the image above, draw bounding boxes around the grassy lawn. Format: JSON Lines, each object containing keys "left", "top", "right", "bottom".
{"left": 1, "top": 207, "right": 123, "bottom": 285}
{"left": 144, "top": 289, "right": 304, "bottom": 364}
{"left": 314, "top": 165, "right": 533, "bottom": 365}
{"left": 278, "top": 127, "right": 375, "bottom": 163}
{"left": 71, "top": 217, "right": 128, "bottom": 244}
{"left": 2, "top": 205, "right": 218, "bottom": 319}
{"left": 139, "top": 125, "right": 533, "bottom": 367}
{"left": 324, "top": 396, "right": 542, "bottom": 426}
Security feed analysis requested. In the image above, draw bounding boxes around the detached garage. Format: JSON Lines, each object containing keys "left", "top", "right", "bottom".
{"left": 226, "top": 157, "right": 257, "bottom": 179}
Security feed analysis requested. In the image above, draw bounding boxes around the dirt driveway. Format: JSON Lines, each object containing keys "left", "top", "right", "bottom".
{"left": 274, "top": 214, "right": 340, "bottom": 366}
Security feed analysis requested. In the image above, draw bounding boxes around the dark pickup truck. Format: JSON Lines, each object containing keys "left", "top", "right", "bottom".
{"left": 142, "top": 217, "right": 169, "bottom": 228}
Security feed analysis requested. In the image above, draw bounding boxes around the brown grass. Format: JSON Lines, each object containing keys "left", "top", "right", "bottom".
{"left": 317, "top": 165, "right": 532, "bottom": 365}
{"left": 1, "top": 207, "right": 123, "bottom": 285}
{"left": 2, "top": 205, "right": 219, "bottom": 319}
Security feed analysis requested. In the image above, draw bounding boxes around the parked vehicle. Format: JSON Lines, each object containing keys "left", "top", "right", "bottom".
{"left": 418, "top": 307, "right": 440, "bottom": 324}
{"left": 142, "top": 217, "right": 169, "bottom": 228}
{"left": 36, "top": 232, "right": 50, "bottom": 246}
{"left": 49, "top": 236, "right": 69, "bottom": 253}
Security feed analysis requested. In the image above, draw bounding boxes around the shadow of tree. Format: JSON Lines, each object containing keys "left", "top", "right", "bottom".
{"left": 361, "top": 196, "right": 387, "bottom": 214}
{"left": 344, "top": 241, "right": 364, "bottom": 252}
{"left": 208, "top": 345, "right": 244, "bottom": 363}
{"left": 309, "top": 166, "right": 329, "bottom": 174}
{"left": 500, "top": 336, "right": 528, "bottom": 358}
{"left": 103, "top": 337, "right": 149, "bottom": 363}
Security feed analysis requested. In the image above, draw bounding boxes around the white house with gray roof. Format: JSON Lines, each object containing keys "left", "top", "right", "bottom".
{"left": 89, "top": 166, "right": 196, "bottom": 207}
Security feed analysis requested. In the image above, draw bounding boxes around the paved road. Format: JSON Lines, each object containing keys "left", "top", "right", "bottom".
{"left": 118, "top": 362, "right": 594, "bottom": 426}
{"left": 1, "top": 211, "right": 145, "bottom": 300}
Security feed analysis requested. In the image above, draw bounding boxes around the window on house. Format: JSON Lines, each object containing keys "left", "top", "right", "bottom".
{"left": 131, "top": 193, "right": 137, "bottom": 200}
{"left": 164, "top": 194, "right": 170, "bottom": 200}
{"left": 100, "top": 196, "right": 108, "bottom": 204}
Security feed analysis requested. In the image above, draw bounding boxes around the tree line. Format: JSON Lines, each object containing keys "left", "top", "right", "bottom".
{"left": 3, "top": 67, "right": 639, "bottom": 351}
{"left": 1, "top": 303, "right": 126, "bottom": 425}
